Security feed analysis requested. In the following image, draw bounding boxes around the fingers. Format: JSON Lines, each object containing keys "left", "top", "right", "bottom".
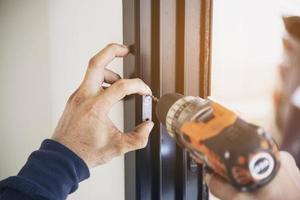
{"left": 81, "top": 43, "right": 129, "bottom": 95}
{"left": 280, "top": 151, "right": 299, "bottom": 175}
{"left": 121, "top": 121, "right": 154, "bottom": 153}
{"left": 279, "top": 151, "right": 300, "bottom": 180}
{"left": 99, "top": 78, "right": 152, "bottom": 110}
{"left": 205, "top": 173, "right": 239, "bottom": 200}
{"left": 104, "top": 69, "right": 121, "bottom": 84}
{"left": 280, "top": 151, "right": 296, "bottom": 165}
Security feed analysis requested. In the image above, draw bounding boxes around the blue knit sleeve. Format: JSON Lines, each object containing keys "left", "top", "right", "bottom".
{"left": 0, "top": 139, "right": 90, "bottom": 200}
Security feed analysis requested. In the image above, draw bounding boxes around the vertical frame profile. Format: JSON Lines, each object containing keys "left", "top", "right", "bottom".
{"left": 123, "top": 0, "right": 213, "bottom": 199}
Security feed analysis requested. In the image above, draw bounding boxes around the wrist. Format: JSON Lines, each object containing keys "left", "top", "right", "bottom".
{"left": 51, "top": 135, "right": 93, "bottom": 167}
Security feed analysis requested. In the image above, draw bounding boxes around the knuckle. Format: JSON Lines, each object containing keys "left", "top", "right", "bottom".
{"left": 114, "top": 141, "right": 126, "bottom": 156}
{"left": 137, "top": 135, "right": 148, "bottom": 148}
{"left": 67, "top": 88, "right": 79, "bottom": 104}
{"left": 116, "top": 79, "right": 129, "bottom": 91}
{"left": 115, "top": 147, "right": 124, "bottom": 157}
{"left": 88, "top": 56, "right": 98, "bottom": 69}
{"left": 69, "top": 89, "right": 88, "bottom": 106}
{"left": 134, "top": 78, "right": 150, "bottom": 92}
{"left": 84, "top": 100, "right": 106, "bottom": 118}
{"left": 134, "top": 78, "right": 143, "bottom": 84}
{"left": 140, "top": 141, "right": 148, "bottom": 148}
{"left": 73, "top": 94, "right": 85, "bottom": 106}
{"left": 106, "top": 43, "right": 119, "bottom": 51}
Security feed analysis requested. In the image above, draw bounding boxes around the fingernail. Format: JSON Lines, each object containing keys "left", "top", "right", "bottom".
{"left": 147, "top": 121, "right": 154, "bottom": 131}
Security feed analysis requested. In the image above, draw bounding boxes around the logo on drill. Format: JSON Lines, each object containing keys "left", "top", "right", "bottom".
{"left": 253, "top": 158, "right": 270, "bottom": 175}
{"left": 250, "top": 152, "right": 274, "bottom": 180}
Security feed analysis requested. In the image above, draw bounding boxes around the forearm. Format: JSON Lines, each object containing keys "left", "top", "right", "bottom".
{"left": 0, "top": 139, "right": 90, "bottom": 200}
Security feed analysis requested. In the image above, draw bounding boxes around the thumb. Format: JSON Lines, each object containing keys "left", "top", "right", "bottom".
{"left": 205, "top": 173, "right": 239, "bottom": 200}
{"left": 122, "top": 121, "right": 154, "bottom": 153}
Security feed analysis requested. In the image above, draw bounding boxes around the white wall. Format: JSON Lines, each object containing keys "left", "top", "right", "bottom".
{"left": 0, "top": 0, "right": 124, "bottom": 199}
{"left": 0, "top": 0, "right": 52, "bottom": 178}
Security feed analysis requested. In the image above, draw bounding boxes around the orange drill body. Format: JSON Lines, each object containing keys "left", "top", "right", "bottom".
{"left": 156, "top": 93, "right": 280, "bottom": 191}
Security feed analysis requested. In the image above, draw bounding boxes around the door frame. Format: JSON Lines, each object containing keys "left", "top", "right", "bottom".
{"left": 123, "top": 0, "right": 213, "bottom": 199}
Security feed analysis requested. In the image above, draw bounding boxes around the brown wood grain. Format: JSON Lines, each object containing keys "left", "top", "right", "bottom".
{"left": 123, "top": 0, "right": 213, "bottom": 199}
{"left": 199, "top": 0, "right": 213, "bottom": 98}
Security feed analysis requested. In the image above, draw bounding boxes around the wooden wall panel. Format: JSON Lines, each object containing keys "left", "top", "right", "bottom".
{"left": 123, "top": 0, "right": 213, "bottom": 199}
{"left": 199, "top": 0, "right": 213, "bottom": 98}
{"left": 123, "top": 1, "right": 137, "bottom": 199}
{"left": 184, "top": 0, "right": 201, "bottom": 96}
{"left": 159, "top": 1, "right": 177, "bottom": 199}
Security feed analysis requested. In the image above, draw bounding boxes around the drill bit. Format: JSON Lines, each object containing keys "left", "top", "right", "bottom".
{"left": 151, "top": 95, "right": 159, "bottom": 102}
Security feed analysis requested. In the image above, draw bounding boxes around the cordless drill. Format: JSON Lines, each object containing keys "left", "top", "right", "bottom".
{"left": 155, "top": 93, "right": 280, "bottom": 191}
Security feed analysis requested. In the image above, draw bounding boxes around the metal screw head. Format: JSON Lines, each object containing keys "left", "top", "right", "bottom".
{"left": 224, "top": 151, "right": 230, "bottom": 159}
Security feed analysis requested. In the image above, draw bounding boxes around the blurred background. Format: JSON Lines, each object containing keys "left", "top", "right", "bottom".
{"left": 0, "top": 0, "right": 300, "bottom": 200}
{"left": 212, "top": 0, "right": 300, "bottom": 143}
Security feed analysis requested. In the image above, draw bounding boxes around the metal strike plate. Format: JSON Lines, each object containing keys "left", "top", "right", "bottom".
{"left": 142, "top": 95, "right": 152, "bottom": 121}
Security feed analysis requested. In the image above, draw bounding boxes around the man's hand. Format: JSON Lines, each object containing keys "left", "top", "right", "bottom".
{"left": 206, "top": 151, "right": 300, "bottom": 200}
{"left": 51, "top": 43, "right": 154, "bottom": 168}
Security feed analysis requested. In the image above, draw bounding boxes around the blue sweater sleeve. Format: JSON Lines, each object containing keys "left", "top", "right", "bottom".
{"left": 0, "top": 139, "right": 90, "bottom": 200}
